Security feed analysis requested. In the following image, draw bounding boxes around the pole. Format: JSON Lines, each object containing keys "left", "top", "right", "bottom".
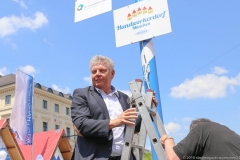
{"left": 134, "top": 1, "right": 164, "bottom": 160}
{"left": 141, "top": 39, "right": 163, "bottom": 160}
{"left": 32, "top": 74, "right": 35, "bottom": 160}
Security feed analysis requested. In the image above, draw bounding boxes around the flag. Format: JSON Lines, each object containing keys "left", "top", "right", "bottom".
{"left": 10, "top": 70, "right": 33, "bottom": 145}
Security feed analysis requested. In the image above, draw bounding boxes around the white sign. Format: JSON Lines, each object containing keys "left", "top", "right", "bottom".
{"left": 113, "top": 0, "right": 172, "bottom": 47}
{"left": 75, "top": 0, "right": 112, "bottom": 22}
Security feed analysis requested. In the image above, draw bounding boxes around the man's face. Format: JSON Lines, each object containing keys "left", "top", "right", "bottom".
{"left": 91, "top": 64, "right": 115, "bottom": 91}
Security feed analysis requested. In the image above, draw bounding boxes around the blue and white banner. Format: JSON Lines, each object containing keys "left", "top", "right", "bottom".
{"left": 10, "top": 70, "right": 33, "bottom": 145}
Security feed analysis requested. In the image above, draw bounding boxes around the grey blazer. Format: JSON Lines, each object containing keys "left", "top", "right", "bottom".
{"left": 71, "top": 86, "right": 141, "bottom": 160}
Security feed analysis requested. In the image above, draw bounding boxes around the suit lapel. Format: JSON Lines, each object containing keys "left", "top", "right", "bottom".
{"left": 118, "top": 92, "right": 127, "bottom": 112}
{"left": 90, "top": 86, "right": 110, "bottom": 119}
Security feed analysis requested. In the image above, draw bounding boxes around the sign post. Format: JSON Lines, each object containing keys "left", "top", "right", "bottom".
{"left": 139, "top": 39, "right": 162, "bottom": 160}
{"left": 135, "top": 2, "right": 163, "bottom": 160}
{"left": 113, "top": 0, "right": 171, "bottom": 159}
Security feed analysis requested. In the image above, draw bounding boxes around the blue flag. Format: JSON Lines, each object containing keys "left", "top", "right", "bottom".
{"left": 10, "top": 70, "right": 33, "bottom": 145}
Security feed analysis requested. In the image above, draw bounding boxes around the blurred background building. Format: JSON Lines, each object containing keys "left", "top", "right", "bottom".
{"left": 0, "top": 74, "right": 75, "bottom": 148}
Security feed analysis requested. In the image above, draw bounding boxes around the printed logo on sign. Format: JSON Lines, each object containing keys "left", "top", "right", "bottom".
{"left": 77, "top": 4, "right": 84, "bottom": 11}
{"left": 127, "top": 6, "right": 153, "bottom": 21}
{"left": 117, "top": 6, "right": 166, "bottom": 31}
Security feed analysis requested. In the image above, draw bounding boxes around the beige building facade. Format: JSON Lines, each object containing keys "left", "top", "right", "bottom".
{"left": 0, "top": 74, "right": 75, "bottom": 148}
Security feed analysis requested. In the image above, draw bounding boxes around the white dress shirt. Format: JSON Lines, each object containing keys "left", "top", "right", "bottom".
{"left": 96, "top": 86, "right": 125, "bottom": 156}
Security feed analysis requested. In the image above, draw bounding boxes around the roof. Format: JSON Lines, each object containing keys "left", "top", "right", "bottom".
{"left": 0, "top": 74, "right": 15, "bottom": 87}
{"left": 0, "top": 119, "right": 7, "bottom": 128}
{"left": 0, "top": 74, "right": 72, "bottom": 100}
{"left": 19, "top": 129, "right": 72, "bottom": 160}
{"left": 0, "top": 119, "right": 24, "bottom": 160}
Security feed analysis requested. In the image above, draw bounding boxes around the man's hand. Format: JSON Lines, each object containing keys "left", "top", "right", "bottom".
{"left": 160, "top": 134, "right": 180, "bottom": 160}
{"left": 109, "top": 108, "right": 138, "bottom": 130}
{"left": 160, "top": 134, "right": 173, "bottom": 149}
{"left": 152, "top": 91, "right": 158, "bottom": 106}
{"left": 73, "top": 124, "right": 83, "bottom": 137}
{"left": 152, "top": 95, "right": 158, "bottom": 106}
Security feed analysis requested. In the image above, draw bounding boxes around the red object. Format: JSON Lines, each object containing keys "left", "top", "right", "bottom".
{"left": 19, "top": 129, "right": 67, "bottom": 160}
{"left": 0, "top": 119, "right": 7, "bottom": 129}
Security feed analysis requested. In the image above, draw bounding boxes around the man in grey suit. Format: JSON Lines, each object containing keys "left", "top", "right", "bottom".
{"left": 71, "top": 55, "right": 158, "bottom": 160}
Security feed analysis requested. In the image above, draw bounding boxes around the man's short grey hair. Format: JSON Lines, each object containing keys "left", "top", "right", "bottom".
{"left": 90, "top": 55, "right": 114, "bottom": 71}
{"left": 190, "top": 118, "right": 212, "bottom": 130}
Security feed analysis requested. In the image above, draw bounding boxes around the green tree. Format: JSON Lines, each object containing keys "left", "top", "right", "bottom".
{"left": 143, "top": 152, "right": 152, "bottom": 160}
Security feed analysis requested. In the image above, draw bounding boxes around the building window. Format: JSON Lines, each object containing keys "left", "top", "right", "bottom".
{"left": 43, "top": 100, "right": 47, "bottom": 109}
{"left": 66, "top": 127, "right": 70, "bottom": 139}
{"left": 5, "top": 95, "right": 11, "bottom": 105}
{"left": 47, "top": 88, "right": 53, "bottom": 93}
{"left": 59, "top": 92, "right": 64, "bottom": 97}
{"left": 66, "top": 107, "right": 70, "bottom": 115}
{"left": 35, "top": 83, "right": 42, "bottom": 89}
{"left": 43, "top": 122, "right": 48, "bottom": 131}
{"left": 55, "top": 104, "right": 59, "bottom": 112}
{"left": 55, "top": 125, "right": 60, "bottom": 130}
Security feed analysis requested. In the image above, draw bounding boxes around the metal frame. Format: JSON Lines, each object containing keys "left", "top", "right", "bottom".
{"left": 121, "top": 79, "right": 167, "bottom": 160}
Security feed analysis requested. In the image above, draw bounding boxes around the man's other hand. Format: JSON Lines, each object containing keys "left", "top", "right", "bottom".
{"left": 152, "top": 95, "right": 158, "bottom": 106}
{"left": 152, "top": 91, "right": 158, "bottom": 106}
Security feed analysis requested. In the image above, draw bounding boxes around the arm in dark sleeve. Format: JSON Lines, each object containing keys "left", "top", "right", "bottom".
{"left": 71, "top": 89, "right": 110, "bottom": 137}
{"left": 173, "top": 129, "right": 203, "bottom": 159}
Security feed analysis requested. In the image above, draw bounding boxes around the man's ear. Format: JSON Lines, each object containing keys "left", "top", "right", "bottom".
{"left": 111, "top": 70, "right": 115, "bottom": 78}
